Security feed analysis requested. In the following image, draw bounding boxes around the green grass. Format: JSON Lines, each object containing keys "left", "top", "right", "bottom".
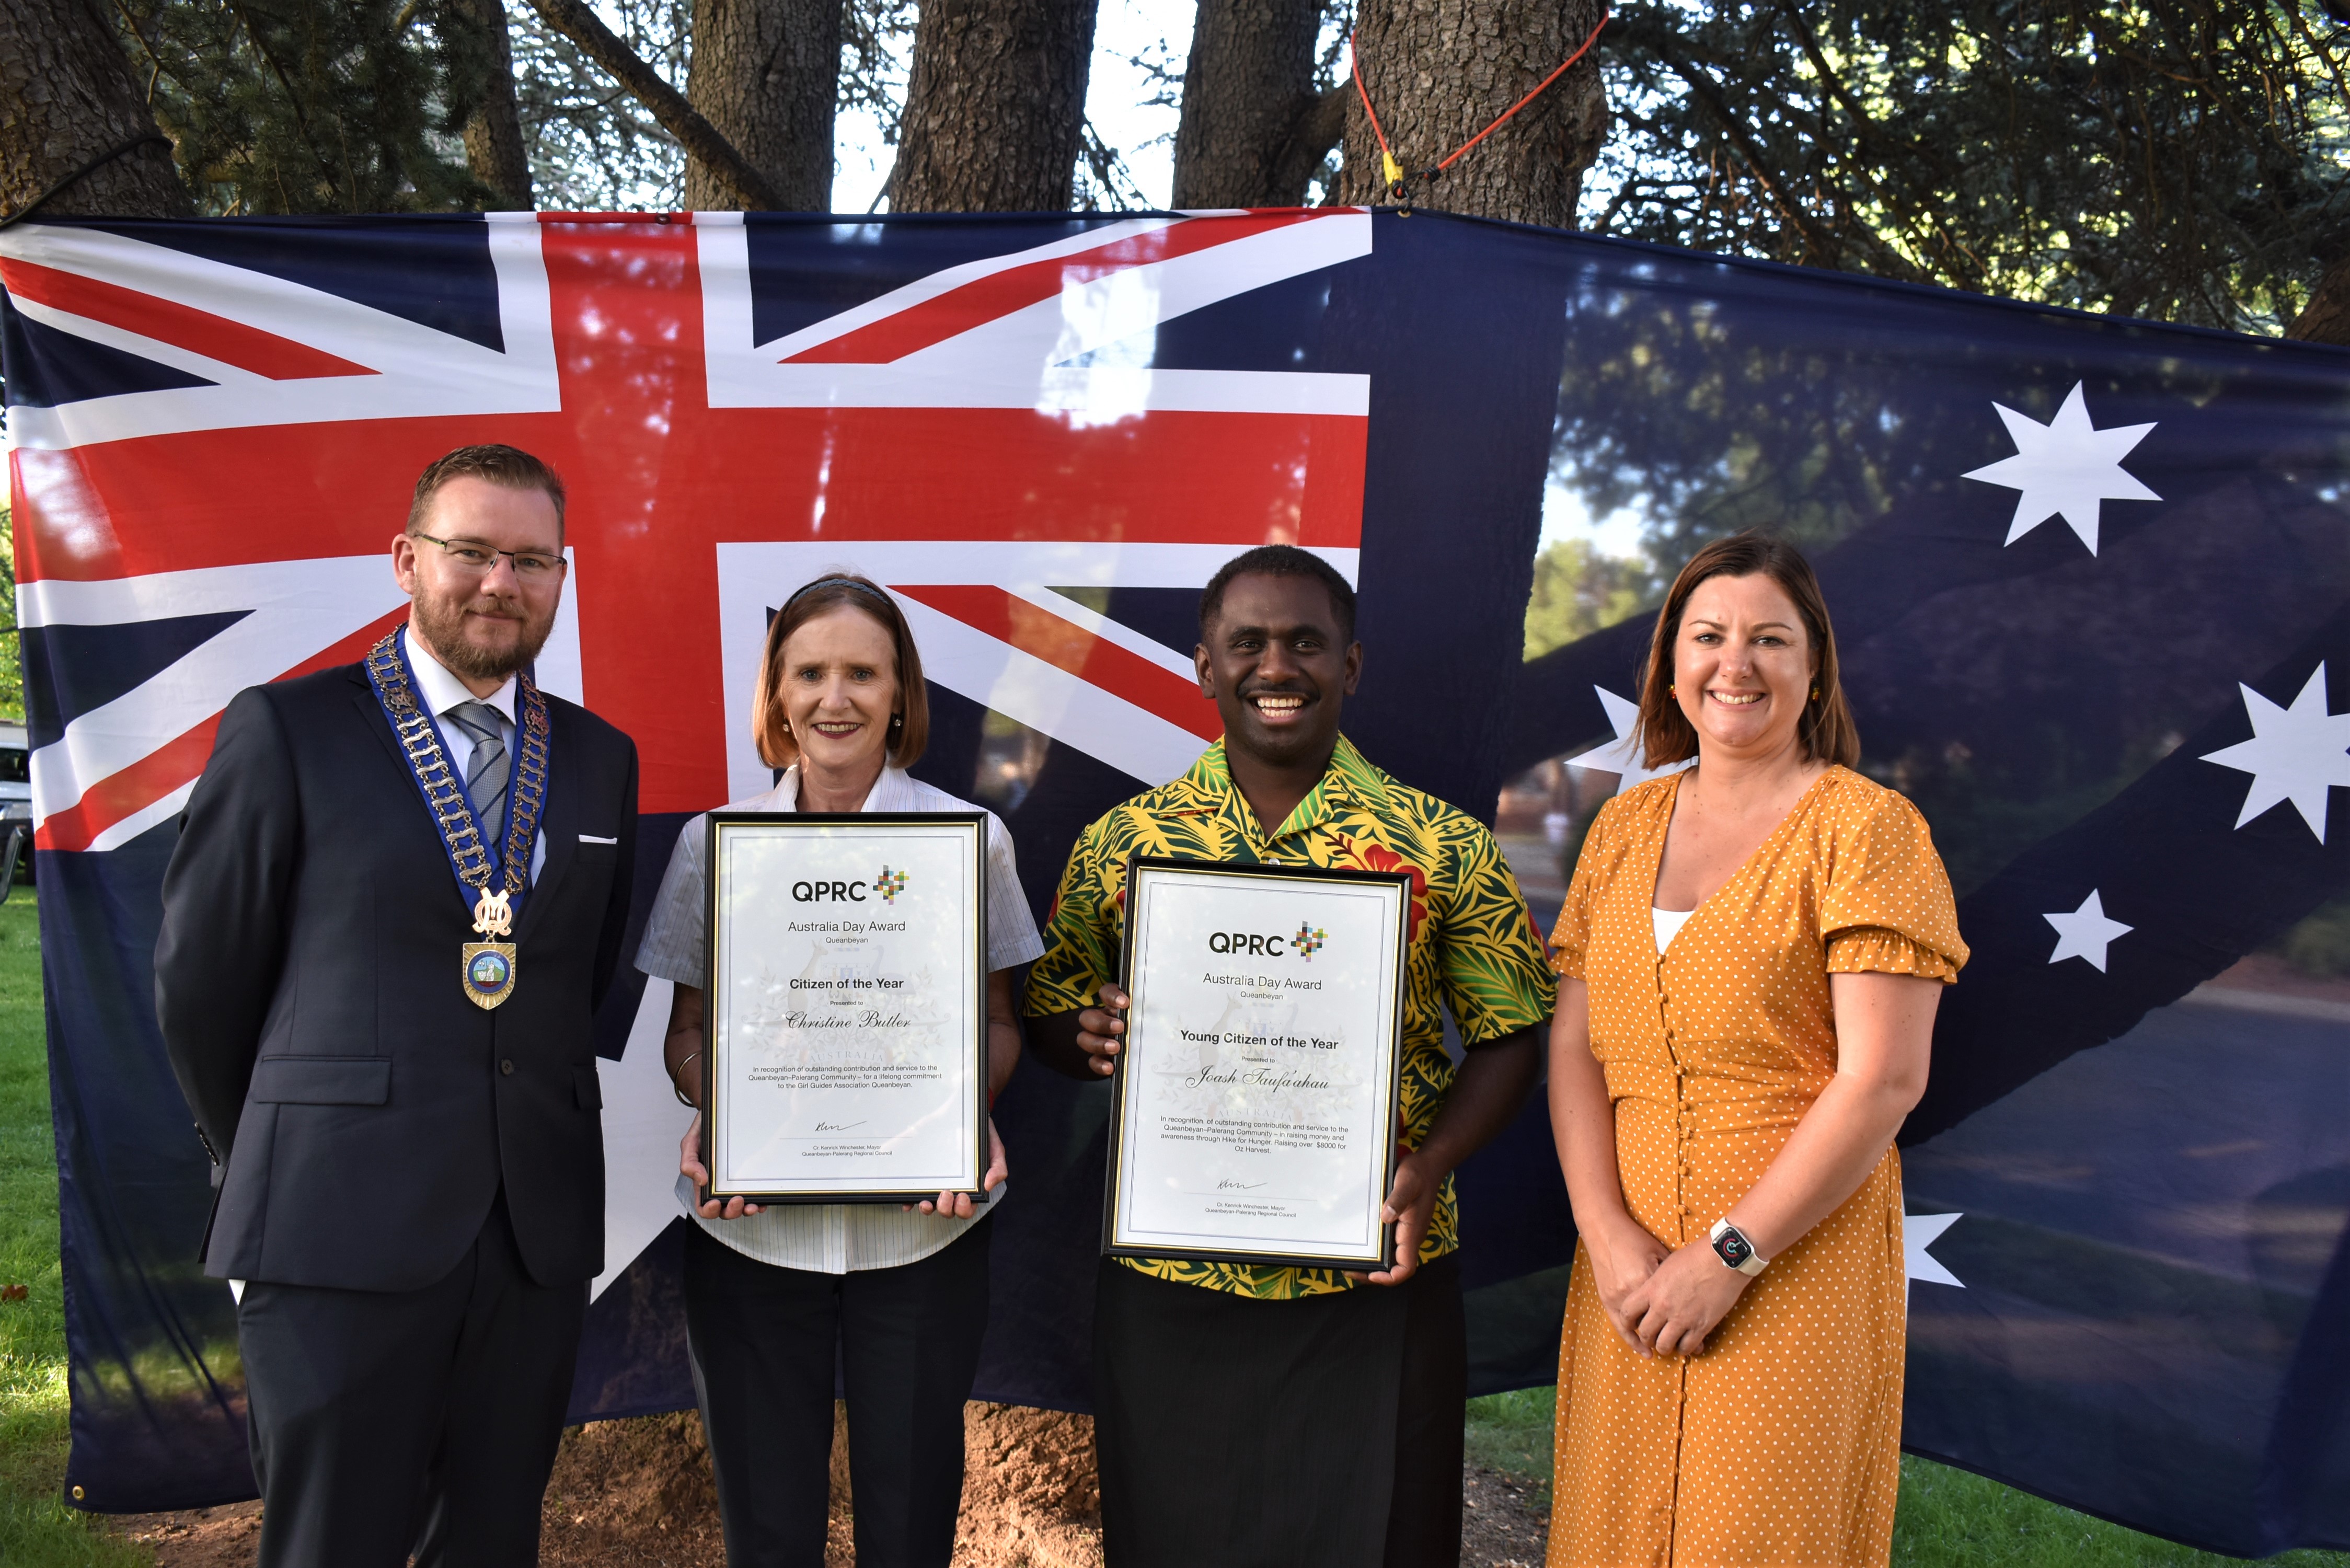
{"left": 0, "top": 891, "right": 147, "bottom": 1566}
{"left": 1466, "top": 1387, "right": 2350, "bottom": 1565}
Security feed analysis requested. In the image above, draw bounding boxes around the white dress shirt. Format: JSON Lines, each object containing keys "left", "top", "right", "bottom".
{"left": 402, "top": 626, "right": 544, "bottom": 883}
{"left": 634, "top": 763, "right": 1046, "bottom": 1274}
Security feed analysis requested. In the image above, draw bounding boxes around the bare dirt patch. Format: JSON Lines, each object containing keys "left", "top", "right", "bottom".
{"left": 113, "top": 1498, "right": 262, "bottom": 1568}
{"left": 107, "top": 1406, "right": 1546, "bottom": 1566}
{"left": 1460, "top": 1464, "right": 1551, "bottom": 1568}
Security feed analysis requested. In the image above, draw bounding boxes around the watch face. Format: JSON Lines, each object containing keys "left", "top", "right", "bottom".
{"left": 1715, "top": 1228, "right": 1754, "bottom": 1269}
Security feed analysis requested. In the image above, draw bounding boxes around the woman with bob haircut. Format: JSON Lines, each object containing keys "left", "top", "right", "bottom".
{"left": 633, "top": 573, "right": 1043, "bottom": 1568}
{"left": 1542, "top": 533, "right": 1967, "bottom": 1565}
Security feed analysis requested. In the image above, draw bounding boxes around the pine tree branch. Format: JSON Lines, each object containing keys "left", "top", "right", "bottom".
{"left": 519, "top": 0, "right": 784, "bottom": 209}
{"left": 1773, "top": 2, "right": 1984, "bottom": 286}
{"left": 1619, "top": 17, "right": 1836, "bottom": 266}
{"left": 224, "top": 0, "right": 341, "bottom": 207}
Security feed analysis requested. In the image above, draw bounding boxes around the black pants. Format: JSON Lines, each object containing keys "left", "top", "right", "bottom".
{"left": 682, "top": 1216, "right": 994, "bottom": 1568}
{"left": 1091, "top": 1252, "right": 1467, "bottom": 1568}
{"left": 234, "top": 1190, "right": 588, "bottom": 1568}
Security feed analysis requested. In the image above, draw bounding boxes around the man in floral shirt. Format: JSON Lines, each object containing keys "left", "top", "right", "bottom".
{"left": 1027, "top": 545, "right": 1554, "bottom": 1567}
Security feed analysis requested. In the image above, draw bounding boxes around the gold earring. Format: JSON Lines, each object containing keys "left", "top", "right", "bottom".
{"left": 1668, "top": 683, "right": 1678, "bottom": 697}
{"left": 1810, "top": 686, "right": 1820, "bottom": 701}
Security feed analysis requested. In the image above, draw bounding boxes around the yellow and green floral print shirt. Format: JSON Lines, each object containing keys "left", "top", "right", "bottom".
{"left": 1025, "top": 735, "right": 1555, "bottom": 1299}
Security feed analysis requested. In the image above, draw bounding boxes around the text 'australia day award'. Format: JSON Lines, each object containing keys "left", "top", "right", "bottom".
{"left": 702, "top": 813, "right": 987, "bottom": 1204}
{"left": 1105, "top": 857, "right": 1410, "bottom": 1271}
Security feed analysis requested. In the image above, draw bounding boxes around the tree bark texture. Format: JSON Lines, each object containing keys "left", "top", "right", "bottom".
{"left": 886, "top": 0, "right": 1099, "bottom": 213}
{"left": 684, "top": 0, "right": 838, "bottom": 210}
{"left": 0, "top": 0, "right": 190, "bottom": 221}
{"left": 1171, "top": 0, "right": 1345, "bottom": 209}
{"left": 448, "top": 0, "right": 535, "bottom": 208}
{"left": 1333, "top": 0, "right": 1607, "bottom": 228}
{"left": 523, "top": 0, "right": 785, "bottom": 208}
{"left": 2287, "top": 253, "right": 2350, "bottom": 347}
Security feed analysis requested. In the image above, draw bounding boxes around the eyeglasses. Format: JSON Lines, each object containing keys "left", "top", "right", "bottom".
{"left": 412, "top": 533, "right": 567, "bottom": 580}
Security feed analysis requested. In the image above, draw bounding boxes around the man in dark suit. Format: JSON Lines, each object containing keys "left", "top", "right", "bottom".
{"left": 156, "top": 443, "right": 639, "bottom": 1567}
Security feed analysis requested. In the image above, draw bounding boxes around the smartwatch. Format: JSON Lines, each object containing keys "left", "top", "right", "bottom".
{"left": 1709, "top": 1219, "right": 1768, "bottom": 1277}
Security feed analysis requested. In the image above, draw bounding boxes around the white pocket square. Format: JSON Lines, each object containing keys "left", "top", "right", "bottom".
{"left": 578, "top": 834, "right": 619, "bottom": 845}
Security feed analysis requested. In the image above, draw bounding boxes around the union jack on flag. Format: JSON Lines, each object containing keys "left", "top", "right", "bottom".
{"left": 1, "top": 209, "right": 1374, "bottom": 848}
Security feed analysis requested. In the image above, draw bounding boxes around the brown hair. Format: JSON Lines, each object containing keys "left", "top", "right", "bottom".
{"left": 1633, "top": 532, "right": 1860, "bottom": 769}
{"left": 752, "top": 575, "right": 930, "bottom": 770}
{"left": 408, "top": 444, "right": 568, "bottom": 535}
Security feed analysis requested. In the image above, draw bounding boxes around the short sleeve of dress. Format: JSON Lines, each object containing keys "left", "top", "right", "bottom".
{"left": 1547, "top": 797, "right": 1618, "bottom": 979}
{"left": 1818, "top": 785, "right": 1968, "bottom": 984}
{"left": 633, "top": 814, "right": 711, "bottom": 986}
{"left": 1022, "top": 814, "right": 1122, "bottom": 1017}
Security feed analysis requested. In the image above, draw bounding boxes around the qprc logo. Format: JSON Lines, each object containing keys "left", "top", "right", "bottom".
{"left": 874, "top": 866, "right": 908, "bottom": 904}
{"left": 1206, "top": 924, "right": 1331, "bottom": 960}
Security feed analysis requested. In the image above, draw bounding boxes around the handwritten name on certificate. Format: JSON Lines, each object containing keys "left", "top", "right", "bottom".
{"left": 707, "top": 815, "right": 985, "bottom": 1201}
{"left": 1109, "top": 861, "right": 1408, "bottom": 1269}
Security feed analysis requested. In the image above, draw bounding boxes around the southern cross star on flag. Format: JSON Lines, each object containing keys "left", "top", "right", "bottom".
{"left": 7, "top": 209, "right": 2350, "bottom": 1555}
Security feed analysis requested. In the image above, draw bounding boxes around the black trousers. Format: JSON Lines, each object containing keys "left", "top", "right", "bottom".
{"left": 1091, "top": 1251, "right": 1467, "bottom": 1568}
{"left": 234, "top": 1190, "right": 588, "bottom": 1568}
{"left": 682, "top": 1215, "right": 993, "bottom": 1568}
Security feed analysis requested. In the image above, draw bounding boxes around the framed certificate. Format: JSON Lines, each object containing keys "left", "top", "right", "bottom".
{"left": 1103, "top": 856, "right": 1412, "bottom": 1272}
{"left": 702, "top": 812, "right": 987, "bottom": 1204}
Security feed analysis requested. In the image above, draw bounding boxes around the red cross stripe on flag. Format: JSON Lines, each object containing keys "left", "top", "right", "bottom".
{"left": 2, "top": 210, "right": 1373, "bottom": 848}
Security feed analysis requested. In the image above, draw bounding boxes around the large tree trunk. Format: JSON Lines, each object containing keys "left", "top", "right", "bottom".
{"left": 0, "top": 0, "right": 189, "bottom": 220}
{"left": 684, "top": 0, "right": 839, "bottom": 211}
{"left": 1170, "top": 0, "right": 1344, "bottom": 209}
{"left": 885, "top": 0, "right": 1098, "bottom": 212}
{"left": 1333, "top": 0, "right": 1606, "bottom": 227}
{"left": 448, "top": 0, "right": 535, "bottom": 208}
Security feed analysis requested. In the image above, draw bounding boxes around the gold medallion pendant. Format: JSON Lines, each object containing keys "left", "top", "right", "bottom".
{"left": 464, "top": 887, "right": 519, "bottom": 1009}
{"left": 462, "top": 941, "right": 519, "bottom": 1010}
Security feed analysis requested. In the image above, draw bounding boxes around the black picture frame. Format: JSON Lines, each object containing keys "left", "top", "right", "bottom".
{"left": 701, "top": 810, "right": 989, "bottom": 1205}
{"left": 1102, "top": 854, "right": 1412, "bottom": 1272}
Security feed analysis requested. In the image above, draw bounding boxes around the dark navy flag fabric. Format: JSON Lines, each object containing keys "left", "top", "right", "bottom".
{"left": 3, "top": 209, "right": 2346, "bottom": 1554}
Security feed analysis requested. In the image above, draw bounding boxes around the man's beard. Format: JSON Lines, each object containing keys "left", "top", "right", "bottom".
{"left": 410, "top": 587, "right": 555, "bottom": 684}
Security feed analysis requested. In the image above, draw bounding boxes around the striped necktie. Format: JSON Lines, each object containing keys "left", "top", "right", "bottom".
{"left": 445, "top": 701, "right": 510, "bottom": 856}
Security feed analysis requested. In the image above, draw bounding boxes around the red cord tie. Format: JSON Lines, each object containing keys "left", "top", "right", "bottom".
{"left": 1350, "top": 7, "right": 1610, "bottom": 204}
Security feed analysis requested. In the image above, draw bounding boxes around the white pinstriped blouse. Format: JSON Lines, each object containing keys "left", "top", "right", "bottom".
{"left": 633, "top": 764, "right": 1044, "bottom": 1274}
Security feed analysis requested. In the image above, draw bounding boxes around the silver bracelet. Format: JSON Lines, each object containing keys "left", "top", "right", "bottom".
{"left": 672, "top": 1051, "right": 700, "bottom": 1109}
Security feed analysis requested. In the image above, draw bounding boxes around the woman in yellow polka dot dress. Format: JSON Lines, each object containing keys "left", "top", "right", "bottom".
{"left": 1544, "top": 533, "right": 1967, "bottom": 1566}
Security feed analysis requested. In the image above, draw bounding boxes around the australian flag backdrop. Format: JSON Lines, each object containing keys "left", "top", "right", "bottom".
{"left": 5, "top": 206, "right": 2349, "bottom": 1555}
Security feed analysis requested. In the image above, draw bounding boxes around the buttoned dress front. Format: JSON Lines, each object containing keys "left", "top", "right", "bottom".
{"left": 1545, "top": 766, "right": 1967, "bottom": 1568}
